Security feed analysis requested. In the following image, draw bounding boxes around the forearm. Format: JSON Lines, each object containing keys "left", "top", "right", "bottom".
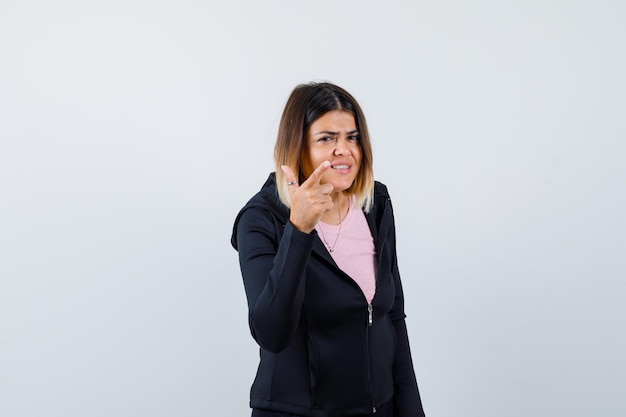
{"left": 238, "top": 213, "right": 315, "bottom": 352}
{"left": 392, "top": 318, "right": 425, "bottom": 417}
{"left": 389, "top": 242, "right": 426, "bottom": 416}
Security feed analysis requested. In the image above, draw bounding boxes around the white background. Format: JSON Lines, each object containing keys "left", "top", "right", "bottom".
{"left": 1, "top": 1, "right": 625, "bottom": 416}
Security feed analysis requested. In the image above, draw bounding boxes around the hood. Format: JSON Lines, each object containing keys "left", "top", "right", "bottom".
{"left": 231, "top": 173, "right": 289, "bottom": 251}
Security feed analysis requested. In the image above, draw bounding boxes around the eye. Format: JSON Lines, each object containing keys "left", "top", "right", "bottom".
{"left": 318, "top": 136, "right": 335, "bottom": 142}
{"left": 348, "top": 135, "right": 360, "bottom": 141}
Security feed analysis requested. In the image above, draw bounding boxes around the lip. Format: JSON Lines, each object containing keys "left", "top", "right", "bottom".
{"left": 329, "top": 161, "right": 353, "bottom": 175}
{"left": 330, "top": 161, "right": 352, "bottom": 169}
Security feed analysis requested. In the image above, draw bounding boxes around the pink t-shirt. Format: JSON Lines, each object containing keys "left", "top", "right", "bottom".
{"left": 315, "top": 198, "right": 377, "bottom": 303}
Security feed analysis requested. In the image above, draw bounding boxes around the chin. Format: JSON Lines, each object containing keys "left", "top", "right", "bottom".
{"left": 333, "top": 182, "right": 355, "bottom": 193}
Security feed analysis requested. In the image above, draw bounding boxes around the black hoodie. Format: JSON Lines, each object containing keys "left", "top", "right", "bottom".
{"left": 232, "top": 173, "right": 425, "bottom": 417}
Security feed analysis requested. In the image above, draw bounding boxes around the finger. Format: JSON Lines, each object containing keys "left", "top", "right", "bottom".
{"left": 303, "top": 160, "right": 330, "bottom": 186}
{"left": 281, "top": 165, "right": 299, "bottom": 190}
{"left": 319, "top": 183, "right": 334, "bottom": 196}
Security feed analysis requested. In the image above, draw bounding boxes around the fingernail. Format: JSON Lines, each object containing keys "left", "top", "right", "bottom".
{"left": 323, "top": 161, "right": 330, "bottom": 167}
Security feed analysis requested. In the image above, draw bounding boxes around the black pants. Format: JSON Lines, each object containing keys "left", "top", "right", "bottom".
{"left": 251, "top": 400, "right": 393, "bottom": 417}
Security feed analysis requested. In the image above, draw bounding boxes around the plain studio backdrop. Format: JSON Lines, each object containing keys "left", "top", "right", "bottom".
{"left": 1, "top": 1, "right": 624, "bottom": 416}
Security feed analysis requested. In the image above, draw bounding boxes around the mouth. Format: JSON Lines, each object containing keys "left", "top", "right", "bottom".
{"left": 331, "top": 164, "right": 351, "bottom": 170}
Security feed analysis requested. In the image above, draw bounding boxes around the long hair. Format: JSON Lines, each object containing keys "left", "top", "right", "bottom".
{"left": 274, "top": 82, "right": 374, "bottom": 212}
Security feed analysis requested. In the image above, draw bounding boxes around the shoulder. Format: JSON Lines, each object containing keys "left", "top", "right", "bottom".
{"left": 365, "top": 180, "right": 396, "bottom": 225}
{"left": 231, "top": 173, "right": 288, "bottom": 249}
{"left": 372, "top": 180, "right": 394, "bottom": 210}
{"left": 374, "top": 180, "right": 390, "bottom": 198}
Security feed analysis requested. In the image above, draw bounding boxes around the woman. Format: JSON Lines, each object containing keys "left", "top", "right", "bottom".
{"left": 231, "top": 82, "right": 426, "bottom": 417}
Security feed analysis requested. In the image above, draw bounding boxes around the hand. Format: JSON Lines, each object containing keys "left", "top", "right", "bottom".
{"left": 281, "top": 161, "right": 334, "bottom": 233}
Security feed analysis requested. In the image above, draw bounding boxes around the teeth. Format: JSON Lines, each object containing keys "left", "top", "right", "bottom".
{"left": 332, "top": 165, "right": 350, "bottom": 169}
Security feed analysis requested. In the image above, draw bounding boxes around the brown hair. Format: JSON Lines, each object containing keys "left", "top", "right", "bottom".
{"left": 274, "top": 82, "right": 374, "bottom": 212}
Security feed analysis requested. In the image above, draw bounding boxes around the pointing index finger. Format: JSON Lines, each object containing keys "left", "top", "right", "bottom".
{"left": 304, "top": 161, "right": 331, "bottom": 186}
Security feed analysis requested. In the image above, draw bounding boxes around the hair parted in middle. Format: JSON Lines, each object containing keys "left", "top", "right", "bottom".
{"left": 274, "top": 82, "right": 375, "bottom": 212}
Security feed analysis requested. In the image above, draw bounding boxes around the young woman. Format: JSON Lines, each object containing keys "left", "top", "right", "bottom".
{"left": 232, "top": 82, "right": 426, "bottom": 417}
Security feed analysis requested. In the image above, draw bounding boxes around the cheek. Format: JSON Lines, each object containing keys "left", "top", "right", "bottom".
{"left": 305, "top": 150, "right": 324, "bottom": 170}
{"left": 353, "top": 146, "right": 363, "bottom": 165}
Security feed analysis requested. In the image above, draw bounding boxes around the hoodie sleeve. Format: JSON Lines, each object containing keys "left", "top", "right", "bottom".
{"left": 390, "top": 258, "right": 426, "bottom": 417}
{"left": 235, "top": 207, "right": 317, "bottom": 353}
{"left": 384, "top": 197, "right": 427, "bottom": 417}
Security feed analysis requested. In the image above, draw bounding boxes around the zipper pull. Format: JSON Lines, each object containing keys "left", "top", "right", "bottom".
{"left": 373, "top": 406, "right": 377, "bottom": 413}
{"left": 368, "top": 304, "right": 373, "bottom": 326}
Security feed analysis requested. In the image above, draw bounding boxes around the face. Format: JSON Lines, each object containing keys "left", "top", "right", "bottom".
{"left": 301, "top": 110, "right": 362, "bottom": 194}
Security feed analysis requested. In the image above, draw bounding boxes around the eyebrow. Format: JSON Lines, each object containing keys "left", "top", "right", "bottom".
{"left": 313, "top": 129, "right": 359, "bottom": 136}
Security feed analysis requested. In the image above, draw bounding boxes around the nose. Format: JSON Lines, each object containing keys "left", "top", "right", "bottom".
{"left": 334, "top": 137, "right": 351, "bottom": 155}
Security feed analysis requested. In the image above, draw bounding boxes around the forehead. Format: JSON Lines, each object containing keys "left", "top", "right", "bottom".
{"left": 310, "top": 110, "right": 356, "bottom": 128}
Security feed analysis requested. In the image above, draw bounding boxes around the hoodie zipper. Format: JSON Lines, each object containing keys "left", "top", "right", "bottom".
{"left": 366, "top": 303, "right": 376, "bottom": 413}
{"left": 318, "top": 199, "right": 390, "bottom": 414}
